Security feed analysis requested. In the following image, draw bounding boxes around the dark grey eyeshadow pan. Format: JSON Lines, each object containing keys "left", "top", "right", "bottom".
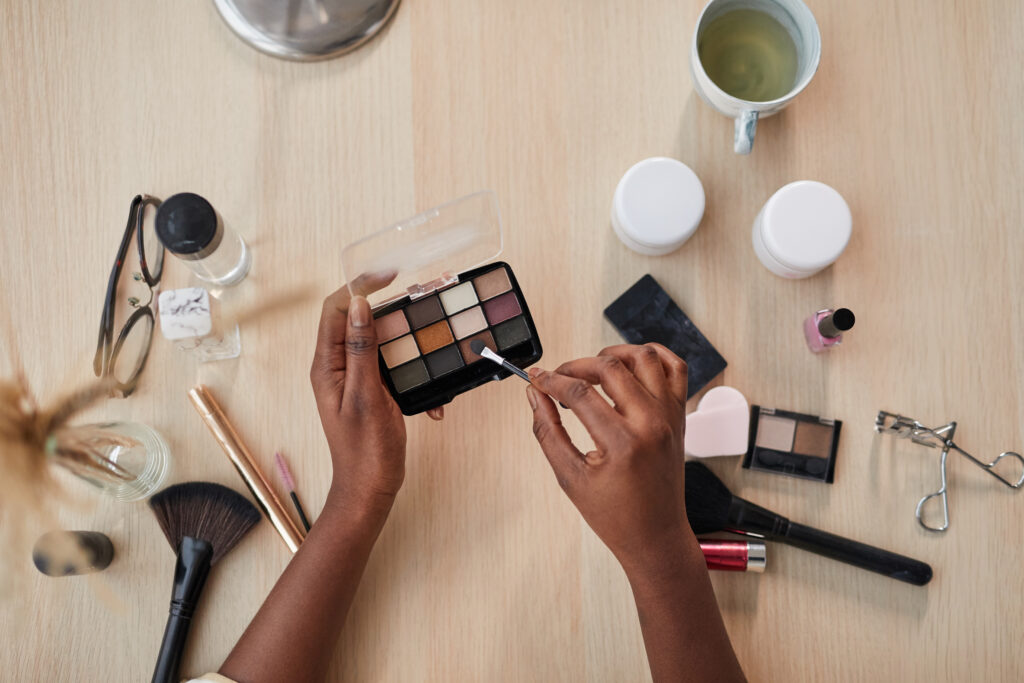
{"left": 424, "top": 345, "right": 464, "bottom": 378}
{"left": 405, "top": 295, "right": 445, "bottom": 329}
{"left": 390, "top": 359, "right": 430, "bottom": 393}
{"left": 493, "top": 316, "right": 531, "bottom": 351}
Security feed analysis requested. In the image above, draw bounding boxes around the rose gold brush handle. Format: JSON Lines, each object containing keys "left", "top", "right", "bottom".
{"left": 188, "top": 385, "right": 305, "bottom": 553}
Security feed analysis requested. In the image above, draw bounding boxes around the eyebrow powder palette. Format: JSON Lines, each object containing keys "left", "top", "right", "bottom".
{"left": 373, "top": 262, "right": 542, "bottom": 414}
{"left": 743, "top": 406, "right": 842, "bottom": 483}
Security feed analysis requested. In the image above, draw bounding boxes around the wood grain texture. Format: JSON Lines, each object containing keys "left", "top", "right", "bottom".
{"left": 2, "top": 0, "right": 1022, "bottom": 680}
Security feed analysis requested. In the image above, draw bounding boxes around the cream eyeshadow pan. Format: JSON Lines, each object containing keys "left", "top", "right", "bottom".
{"left": 372, "top": 265, "right": 536, "bottom": 401}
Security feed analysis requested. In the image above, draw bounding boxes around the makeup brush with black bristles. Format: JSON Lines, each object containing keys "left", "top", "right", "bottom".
{"left": 684, "top": 462, "right": 932, "bottom": 586}
{"left": 148, "top": 482, "right": 261, "bottom": 683}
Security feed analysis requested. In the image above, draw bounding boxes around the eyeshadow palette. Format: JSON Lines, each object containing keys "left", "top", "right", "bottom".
{"left": 743, "top": 406, "right": 842, "bottom": 483}
{"left": 373, "top": 262, "right": 542, "bottom": 415}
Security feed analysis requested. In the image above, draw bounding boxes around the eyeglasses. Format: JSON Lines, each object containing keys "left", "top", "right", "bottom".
{"left": 93, "top": 195, "right": 164, "bottom": 397}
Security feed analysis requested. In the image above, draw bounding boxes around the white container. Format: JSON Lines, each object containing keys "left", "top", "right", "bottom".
{"left": 752, "top": 181, "right": 851, "bottom": 278}
{"left": 611, "top": 157, "right": 706, "bottom": 256}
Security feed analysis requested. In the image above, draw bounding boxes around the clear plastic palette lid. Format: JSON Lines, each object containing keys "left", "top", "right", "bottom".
{"left": 342, "top": 191, "right": 504, "bottom": 306}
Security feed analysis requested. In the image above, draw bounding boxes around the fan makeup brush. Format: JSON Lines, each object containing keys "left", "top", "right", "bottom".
{"left": 148, "top": 482, "right": 261, "bottom": 683}
{"left": 684, "top": 462, "right": 932, "bottom": 586}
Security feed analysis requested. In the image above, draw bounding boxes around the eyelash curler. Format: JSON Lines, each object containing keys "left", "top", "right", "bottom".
{"left": 875, "top": 411, "right": 1024, "bottom": 532}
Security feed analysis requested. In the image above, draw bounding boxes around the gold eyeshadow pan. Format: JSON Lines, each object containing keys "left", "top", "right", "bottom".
{"left": 415, "top": 320, "right": 454, "bottom": 354}
{"left": 371, "top": 262, "right": 543, "bottom": 415}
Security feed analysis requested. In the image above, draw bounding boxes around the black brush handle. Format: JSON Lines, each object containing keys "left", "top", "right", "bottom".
{"left": 152, "top": 537, "right": 214, "bottom": 683}
{"left": 783, "top": 522, "right": 933, "bottom": 586}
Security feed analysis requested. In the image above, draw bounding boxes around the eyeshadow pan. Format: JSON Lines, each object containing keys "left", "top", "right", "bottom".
{"left": 449, "top": 306, "right": 487, "bottom": 339}
{"left": 793, "top": 421, "right": 834, "bottom": 456}
{"left": 755, "top": 415, "right": 796, "bottom": 451}
{"left": 459, "top": 330, "right": 496, "bottom": 363}
{"left": 415, "top": 320, "right": 454, "bottom": 355}
{"left": 473, "top": 267, "right": 512, "bottom": 300}
{"left": 406, "top": 296, "right": 444, "bottom": 329}
{"left": 493, "top": 316, "right": 531, "bottom": 351}
{"left": 425, "top": 345, "right": 464, "bottom": 378}
{"left": 390, "top": 359, "right": 430, "bottom": 393}
{"left": 483, "top": 291, "right": 522, "bottom": 325}
{"left": 381, "top": 335, "right": 420, "bottom": 369}
{"left": 375, "top": 310, "right": 410, "bottom": 343}
{"left": 439, "top": 282, "right": 478, "bottom": 315}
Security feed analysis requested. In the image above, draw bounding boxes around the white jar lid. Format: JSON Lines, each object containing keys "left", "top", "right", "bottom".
{"left": 761, "top": 181, "right": 851, "bottom": 272}
{"left": 612, "top": 157, "right": 705, "bottom": 255}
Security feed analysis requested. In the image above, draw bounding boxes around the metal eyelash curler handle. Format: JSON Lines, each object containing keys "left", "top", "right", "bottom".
{"left": 875, "top": 411, "right": 1024, "bottom": 532}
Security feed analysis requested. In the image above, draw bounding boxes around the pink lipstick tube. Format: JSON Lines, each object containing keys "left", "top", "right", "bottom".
{"left": 700, "top": 540, "right": 767, "bottom": 572}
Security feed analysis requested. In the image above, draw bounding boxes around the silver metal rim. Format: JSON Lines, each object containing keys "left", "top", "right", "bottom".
{"left": 213, "top": 0, "right": 402, "bottom": 62}
{"left": 747, "top": 542, "right": 767, "bottom": 573}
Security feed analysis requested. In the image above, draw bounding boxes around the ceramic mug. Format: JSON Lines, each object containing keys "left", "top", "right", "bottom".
{"left": 690, "top": 0, "right": 821, "bottom": 154}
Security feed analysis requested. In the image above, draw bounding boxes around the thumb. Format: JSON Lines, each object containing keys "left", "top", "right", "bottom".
{"left": 343, "top": 296, "right": 381, "bottom": 394}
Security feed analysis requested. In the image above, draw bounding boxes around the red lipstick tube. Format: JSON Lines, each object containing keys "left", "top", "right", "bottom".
{"left": 700, "top": 540, "right": 767, "bottom": 572}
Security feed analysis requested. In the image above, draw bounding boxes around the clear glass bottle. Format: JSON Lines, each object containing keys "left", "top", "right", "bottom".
{"left": 48, "top": 422, "right": 171, "bottom": 502}
{"left": 155, "top": 192, "right": 251, "bottom": 286}
{"left": 804, "top": 308, "right": 855, "bottom": 353}
{"left": 158, "top": 287, "right": 242, "bottom": 362}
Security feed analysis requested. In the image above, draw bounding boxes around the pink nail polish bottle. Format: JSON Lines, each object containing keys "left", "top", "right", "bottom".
{"left": 804, "top": 308, "right": 855, "bottom": 353}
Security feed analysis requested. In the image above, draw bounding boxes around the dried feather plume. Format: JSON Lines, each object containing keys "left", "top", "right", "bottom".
{"left": 0, "top": 372, "right": 120, "bottom": 506}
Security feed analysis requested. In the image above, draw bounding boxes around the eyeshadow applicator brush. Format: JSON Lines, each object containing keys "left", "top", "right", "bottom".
{"left": 471, "top": 340, "right": 567, "bottom": 407}
{"left": 471, "top": 340, "right": 531, "bottom": 381}
{"left": 684, "top": 462, "right": 932, "bottom": 586}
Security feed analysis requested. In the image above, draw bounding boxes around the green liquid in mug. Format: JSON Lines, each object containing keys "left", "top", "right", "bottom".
{"left": 698, "top": 9, "right": 798, "bottom": 102}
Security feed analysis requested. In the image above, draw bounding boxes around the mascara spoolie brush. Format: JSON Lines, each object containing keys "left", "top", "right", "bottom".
{"left": 275, "top": 452, "right": 312, "bottom": 532}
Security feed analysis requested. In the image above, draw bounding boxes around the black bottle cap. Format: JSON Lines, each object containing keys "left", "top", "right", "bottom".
{"left": 818, "top": 308, "right": 856, "bottom": 338}
{"left": 155, "top": 193, "right": 220, "bottom": 257}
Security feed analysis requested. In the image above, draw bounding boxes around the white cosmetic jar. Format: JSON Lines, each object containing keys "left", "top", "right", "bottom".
{"left": 611, "top": 157, "right": 706, "bottom": 256}
{"left": 752, "top": 180, "right": 851, "bottom": 278}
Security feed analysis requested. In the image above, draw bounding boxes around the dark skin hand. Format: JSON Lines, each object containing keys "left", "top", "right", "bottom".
{"left": 527, "top": 344, "right": 746, "bottom": 683}
{"left": 218, "top": 279, "right": 740, "bottom": 682}
{"left": 220, "top": 277, "right": 441, "bottom": 682}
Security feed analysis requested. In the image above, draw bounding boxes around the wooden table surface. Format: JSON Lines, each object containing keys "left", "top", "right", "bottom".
{"left": 2, "top": 1, "right": 1022, "bottom": 680}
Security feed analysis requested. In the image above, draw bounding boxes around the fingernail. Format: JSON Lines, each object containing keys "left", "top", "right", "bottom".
{"left": 528, "top": 367, "right": 543, "bottom": 379}
{"left": 350, "top": 296, "right": 370, "bottom": 327}
{"left": 526, "top": 385, "right": 538, "bottom": 410}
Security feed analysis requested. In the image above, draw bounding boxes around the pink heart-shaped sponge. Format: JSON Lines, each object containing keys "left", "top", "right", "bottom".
{"left": 684, "top": 386, "right": 750, "bottom": 458}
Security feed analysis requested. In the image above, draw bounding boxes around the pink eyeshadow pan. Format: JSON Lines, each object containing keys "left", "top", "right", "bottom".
{"left": 483, "top": 291, "right": 522, "bottom": 325}
{"left": 376, "top": 310, "right": 410, "bottom": 343}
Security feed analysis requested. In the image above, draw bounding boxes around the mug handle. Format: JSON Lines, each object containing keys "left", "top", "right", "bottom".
{"left": 734, "top": 110, "right": 758, "bottom": 155}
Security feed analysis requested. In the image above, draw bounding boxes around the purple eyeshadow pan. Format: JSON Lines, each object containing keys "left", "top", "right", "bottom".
{"left": 483, "top": 291, "right": 522, "bottom": 325}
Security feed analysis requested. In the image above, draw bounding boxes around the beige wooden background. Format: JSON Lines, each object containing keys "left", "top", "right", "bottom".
{"left": 2, "top": 1, "right": 1023, "bottom": 681}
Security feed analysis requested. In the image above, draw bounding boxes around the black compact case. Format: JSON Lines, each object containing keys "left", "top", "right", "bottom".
{"left": 373, "top": 262, "right": 543, "bottom": 415}
{"left": 604, "top": 274, "right": 727, "bottom": 399}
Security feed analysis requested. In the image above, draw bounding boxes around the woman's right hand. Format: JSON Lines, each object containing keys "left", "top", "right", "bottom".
{"left": 526, "top": 344, "right": 695, "bottom": 574}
